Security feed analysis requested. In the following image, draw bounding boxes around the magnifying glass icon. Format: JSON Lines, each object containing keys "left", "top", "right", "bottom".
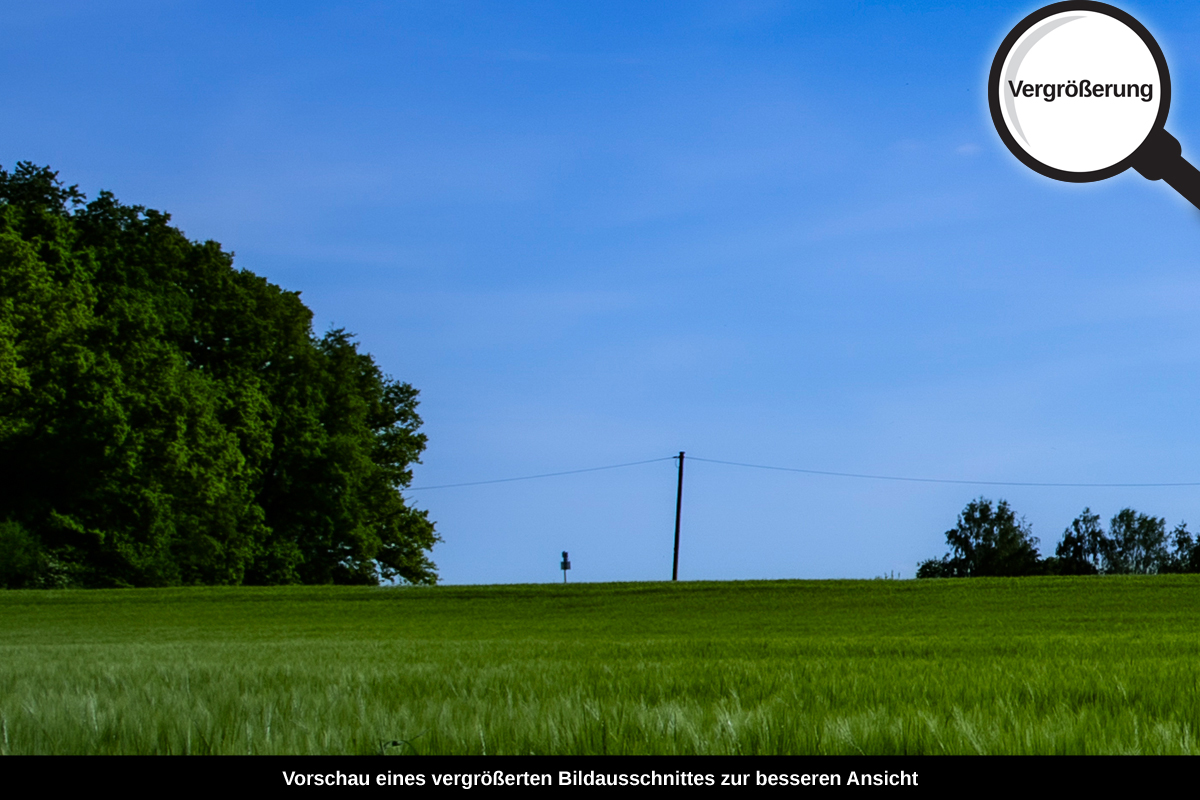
{"left": 989, "top": 1, "right": 1200, "bottom": 209}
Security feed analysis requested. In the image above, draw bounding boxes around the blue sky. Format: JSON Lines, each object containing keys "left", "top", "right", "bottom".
{"left": 8, "top": 1, "right": 1200, "bottom": 583}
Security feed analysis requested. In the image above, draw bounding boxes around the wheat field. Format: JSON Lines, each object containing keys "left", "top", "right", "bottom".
{"left": 3, "top": 577, "right": 1200, "bottom": 754}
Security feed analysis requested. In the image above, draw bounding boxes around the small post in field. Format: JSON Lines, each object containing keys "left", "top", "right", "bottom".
{"left": 560, "top": 551, "right": 571, "bottom": 583}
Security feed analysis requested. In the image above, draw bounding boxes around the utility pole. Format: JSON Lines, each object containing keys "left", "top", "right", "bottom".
{"left": 672, "top": 451, "right": 684, "bottom": 581}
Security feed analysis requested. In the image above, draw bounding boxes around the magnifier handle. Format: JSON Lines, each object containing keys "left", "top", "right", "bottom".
{"left": 1131, "top": 129, "right": 1200, "bottom": 211}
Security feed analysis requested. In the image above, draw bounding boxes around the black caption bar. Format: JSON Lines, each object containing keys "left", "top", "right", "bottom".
{"left": 0, "top": 754, "right": 1184, "bottom": 792}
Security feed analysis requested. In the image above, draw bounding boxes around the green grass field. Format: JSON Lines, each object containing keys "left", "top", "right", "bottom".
{"left": 3, "top": 576, "right": 1200, "bottom": 755}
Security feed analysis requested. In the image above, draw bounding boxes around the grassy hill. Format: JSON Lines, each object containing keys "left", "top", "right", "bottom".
{"left": 3, "top": 577, "right": 1200, "bottom": 754}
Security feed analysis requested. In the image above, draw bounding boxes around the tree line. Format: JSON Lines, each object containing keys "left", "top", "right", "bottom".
{"left": 917, "top": 497, "right": 1200, "bottom": 577}
{"left": 0, "top": 164, "right": 437, "bottom": 589}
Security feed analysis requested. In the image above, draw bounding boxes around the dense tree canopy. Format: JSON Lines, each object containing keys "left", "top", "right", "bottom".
{"left": 0, "top": 163, "right": 437, "bottom": 588}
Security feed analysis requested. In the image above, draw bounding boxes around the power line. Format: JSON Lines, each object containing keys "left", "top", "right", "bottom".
{"left": 686, "top": 456, "right": 1200, "bottom": 488}
{"left": 407, "top": 456, "right": 675, "bottom": 490}
{"left": 408, "top": 453, "right": 1200, "bottom": 491}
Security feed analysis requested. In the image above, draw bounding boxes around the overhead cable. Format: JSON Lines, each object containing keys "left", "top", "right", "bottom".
{"left": 407, "top": 457, "right": 675, "bottom": 490}
{"left": 410, "top": 454, "right": 1200, "bottom": 491}
{"left": 686, "top": 456, "right": 1200, "bottom": 488}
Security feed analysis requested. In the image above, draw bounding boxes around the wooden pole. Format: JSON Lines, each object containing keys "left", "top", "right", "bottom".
{"left": 672, "top": 451, "right": 684, "bottom": 581}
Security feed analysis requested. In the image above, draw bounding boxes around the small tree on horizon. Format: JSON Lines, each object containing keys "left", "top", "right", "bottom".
{"left": 1162, "top": 522, "right": 1200, "bottom": 573}
{"left": 917, "top": 498, "right": 1043, "bottom": 578}
{"left": 1053, "top": 508, "right": 1104, "bottom": 575}
{"left": 1103, "top": 509, "right": 1169, "bottom": 575}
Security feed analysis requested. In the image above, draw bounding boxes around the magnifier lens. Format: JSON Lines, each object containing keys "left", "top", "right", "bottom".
{"left": 992, "top": 7, "right": 1167, "bottom": 180}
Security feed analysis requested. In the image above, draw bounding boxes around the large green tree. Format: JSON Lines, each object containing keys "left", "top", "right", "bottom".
{"left": 0, "top": 163, "right": 437, "bottom": 587}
